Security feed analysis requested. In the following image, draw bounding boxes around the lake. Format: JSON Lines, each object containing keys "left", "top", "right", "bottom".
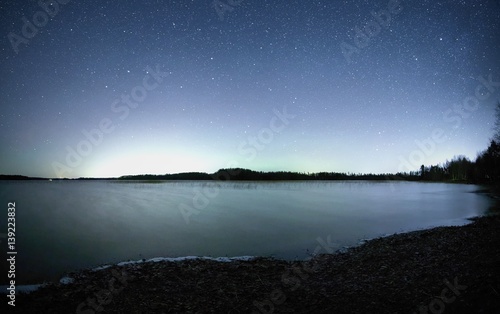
{"left": 0, "top": 180, "right": 494, "bottom": 285}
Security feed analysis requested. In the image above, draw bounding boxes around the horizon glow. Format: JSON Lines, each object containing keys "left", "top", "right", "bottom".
{"left": 1, "top": 0, "right": 499, "bottom": 178}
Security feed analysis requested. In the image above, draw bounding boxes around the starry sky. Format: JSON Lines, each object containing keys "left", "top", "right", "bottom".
{"left": 1, "top": 0, "right": 499, "bottom": 178}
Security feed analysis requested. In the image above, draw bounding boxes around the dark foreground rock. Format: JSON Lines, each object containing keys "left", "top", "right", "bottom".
{"left": 6, "top": 215, "right": 500, "bottom": 313}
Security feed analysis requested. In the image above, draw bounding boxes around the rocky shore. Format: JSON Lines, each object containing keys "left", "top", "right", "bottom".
{"left": 7, "top": 215, "right": 500, "bottom": 313}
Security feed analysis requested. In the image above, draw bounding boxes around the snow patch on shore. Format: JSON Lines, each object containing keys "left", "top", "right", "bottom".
{"left": 111, "top": 255, "right": 255, "bottom": 268}
{"left": 0, "top": 284, "right": 45, "bottom": 294}
{"left": 59, "top": 277, "right": 74, "bottom": 284}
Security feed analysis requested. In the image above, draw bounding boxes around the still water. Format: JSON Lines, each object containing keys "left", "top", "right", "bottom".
{"left": 0, "top": 180, "right": 494, "bottom": 285}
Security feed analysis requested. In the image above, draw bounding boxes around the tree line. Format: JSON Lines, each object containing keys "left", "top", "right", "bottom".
{"left": 418, "top": 140, "right": 500, "bottom": 184}
{"left": 3, "top": 102, "right": 499, "bottom": 185}
{"left": 118, "top": 102, "right": 500, "bottom": 185}
{"left": 418, "top": 100, "right": 500, "bottom": 184}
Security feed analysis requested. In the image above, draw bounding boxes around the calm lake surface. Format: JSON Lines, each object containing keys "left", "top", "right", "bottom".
{"left": 0, "top": 180, "right": 494, "bottom": 285}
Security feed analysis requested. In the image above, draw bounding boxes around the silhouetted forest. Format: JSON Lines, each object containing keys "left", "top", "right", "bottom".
{"left": 417, "top": 140, "right": 500, "bottom": 184}
{"left": 2, "top": 141, "right": 499, "bottom": 184}
{"left": 115, "top": 168, "right": 414, "bottom": 181}
{"left": 111, "top": 100, "right": 500, "bottom": 185}
{"left": 0, "top": 175, "right": 46, "bottom": 180}
{"left": 119, "top": 172, "right": 213, "bottom": 181}
{"left": 416, "top": 100, "right": 500, "bottom": 185}
{"left": 3, "top": 103, "right": 500, "bottom": 185}
{"left": 116, "top": 136, "right": 500, "bottom": 185}
{"left": 114, "top": 140, "right": 499, "bottom": 184}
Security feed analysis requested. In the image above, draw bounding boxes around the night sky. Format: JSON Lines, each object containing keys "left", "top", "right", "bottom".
{"left": 1, "top": 0, "right": 499, "bottom": 178}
